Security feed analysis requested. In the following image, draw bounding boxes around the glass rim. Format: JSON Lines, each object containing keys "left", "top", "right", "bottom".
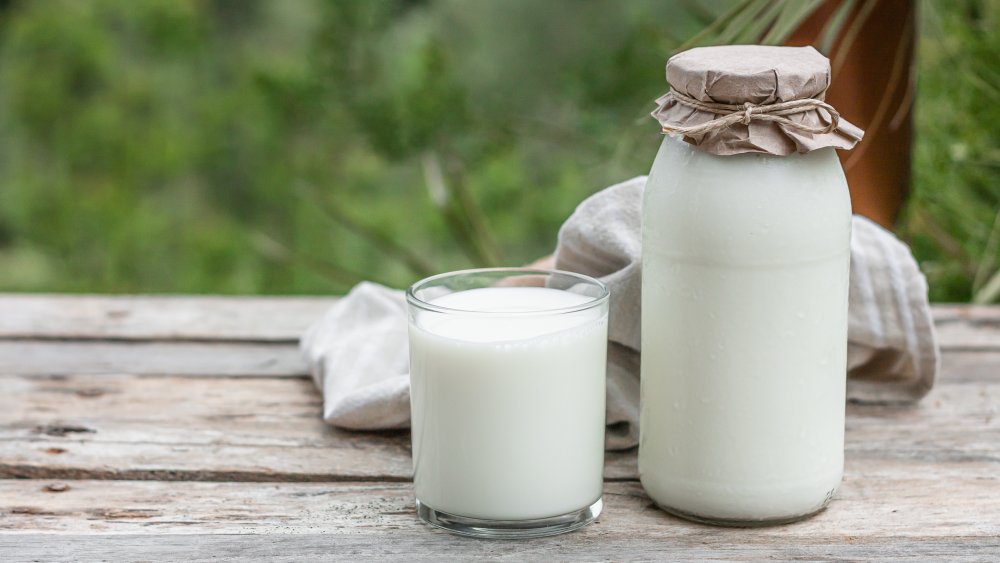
{"left": 406, "top": 267, "right": 609, "bottom": 316}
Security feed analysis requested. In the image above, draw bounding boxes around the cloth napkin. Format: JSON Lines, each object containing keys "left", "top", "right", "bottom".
{"left": 301, "top": 176, "right": 939, "bottom": 450}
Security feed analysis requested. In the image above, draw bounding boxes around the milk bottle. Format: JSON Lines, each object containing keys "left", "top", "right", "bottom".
{"left": 640, "top": 46, "right": 864, "bottom": 525}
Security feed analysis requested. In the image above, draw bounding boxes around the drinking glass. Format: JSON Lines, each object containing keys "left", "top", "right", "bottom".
{"left": 406, "top": 268, "right": 609, "bottom": 538}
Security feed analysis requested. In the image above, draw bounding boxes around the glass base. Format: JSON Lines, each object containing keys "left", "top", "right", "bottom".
{"left": 416, "top": 497, "right": 602, "bottom": 539}
{"left": 654, "top": 490, "right": 835, "bottom": 528}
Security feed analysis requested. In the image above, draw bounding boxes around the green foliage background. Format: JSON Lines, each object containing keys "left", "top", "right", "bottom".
{"left": 0, "top": 0, "right": 996, "bottom": 301}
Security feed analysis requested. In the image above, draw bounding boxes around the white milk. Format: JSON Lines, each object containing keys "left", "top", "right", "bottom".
{"left": 409, "top": 287, "right": 608, "bottom": 521}
{"left": 640, "top": 136, "right": 850, "bottom": 523}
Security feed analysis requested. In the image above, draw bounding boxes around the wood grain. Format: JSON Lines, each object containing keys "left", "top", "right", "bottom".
{"left": 0, "top": 341, "right": 306, "bottom": 377}
{"left": 5, "top": 535, "right": 999, "bottom": 563}
{"left": 0, "top": 296, "right": 997, "bottom": 561}
{"left": 2, "top": 343, "right": 998, "bottom": 383}
{"left": 0, "top": 374, "right": 410, "bottom": 481}
{"left": 0, "top": 470, "right": 997, "bottom": 559}
{"left": 0, "top": 294, "right": 337, "bottom": 342}
{"left": 1, "top": 295, "right": 996, "bottom": 351}
{"left": 0, "top": 373, "right": 638, "bottom": 481}
{"left": 933, "top": 305, "right": 1000, "bottom": 350}
{"left": 1, "top": 357, "right": 996, "bottom": 482}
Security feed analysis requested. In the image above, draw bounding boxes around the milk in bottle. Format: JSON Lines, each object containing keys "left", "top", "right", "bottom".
{"left": 640, "top": 45, "right": 865, "bottom": 525}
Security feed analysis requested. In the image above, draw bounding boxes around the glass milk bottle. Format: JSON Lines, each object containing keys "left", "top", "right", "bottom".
{"left": 639, "top": 45, "right": 865, "bottom": 526}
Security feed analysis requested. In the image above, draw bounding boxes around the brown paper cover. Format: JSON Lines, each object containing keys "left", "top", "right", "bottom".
{"left": 652, "top": 45, "right": 864, "bottom": 156}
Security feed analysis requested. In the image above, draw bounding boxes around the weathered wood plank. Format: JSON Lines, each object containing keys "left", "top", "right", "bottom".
{"left": 4, "top": 535, "right": 998, "bottom": 563}
{"left": 939, "top": 349, "right": 1000, "bottom": 383}
{"left": 846, "top": 383, "right": 1000, "bottom": 462}
{"left": 1, "top": 364, "right": 996, "bottom": 482}
{"left": 2, "top": 343, "right": 998, "bottom": 385}
{"left": 3, "top": 342, "right": 997, "bottom": 382}
{"left": 0, "top": 341, "right": 306, "bottom": 377}
{"left": 0, "top": 372, "right": 634, "bottom": 481}
{"left": 0, "top": 299, "right": 995, "bottom": 558}
{"left": 0, "top": 374, "right": 410, "bottom": 482}
{"left": 933, "top": 305, "right": 1000, "bottom": 350}
{"left": 2, "top": 462, "right": 997, "bottom": 535}
{"left": 1, "top": 295, "right": 997, "bottom": 351}
{"left": 0, "top": 294, "right": 338, "bottom": 342}
{"left": 0, "top": 467, "right": 997, "bottom": 559}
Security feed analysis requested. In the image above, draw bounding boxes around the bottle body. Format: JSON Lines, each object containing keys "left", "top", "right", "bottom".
{"left": 639, "top": 136, "right": 851, "bottom": 525}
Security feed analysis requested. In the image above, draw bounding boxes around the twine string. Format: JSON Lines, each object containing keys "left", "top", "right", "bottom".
{"left": 660, "top": 89, "right": 841, "bottom": 137}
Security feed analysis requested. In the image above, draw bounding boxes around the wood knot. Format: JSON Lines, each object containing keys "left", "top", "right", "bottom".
{"left": 43, "top": 483, "right": 70, "bottom": 493}
{"left": 89, "top": 508, "right": 156, "bottom": 519}
{"left": 10, "top": 506, "right": 51, "bottom": 515}
{"left": 33, "top": 424, "right": 96, "bottom": 437}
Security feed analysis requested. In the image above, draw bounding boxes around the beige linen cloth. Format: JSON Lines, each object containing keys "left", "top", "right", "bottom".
{"left": 301, "top": 176, "right": 939, "bottom": 450}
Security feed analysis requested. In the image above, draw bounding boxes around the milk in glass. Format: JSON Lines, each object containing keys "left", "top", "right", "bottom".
{"left": 408, "top": 284, "right": 608, "bottom": 524}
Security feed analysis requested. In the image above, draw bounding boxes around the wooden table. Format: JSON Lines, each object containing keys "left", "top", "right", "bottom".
{"left": 1, "top": 295, "right": 997, "bottom": 561}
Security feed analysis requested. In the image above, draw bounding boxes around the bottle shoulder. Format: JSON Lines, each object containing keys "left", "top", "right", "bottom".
{"left": 643, "top": 137, "right": 851, "bottom": 262}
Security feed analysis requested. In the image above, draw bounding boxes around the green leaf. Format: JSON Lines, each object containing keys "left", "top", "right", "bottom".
{"left": 761, "top": 0, "right": 825, "bottom": 45}
{"left": 818, "top": 0, "right": 858, "bottom": 54}
{"left": 675, "top": 0, "right": 757, "bottom": 52}
{"left": 716, "top": 0, "right": 780, "bottom": 45}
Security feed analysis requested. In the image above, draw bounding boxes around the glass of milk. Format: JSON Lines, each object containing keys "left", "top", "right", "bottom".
{"left": 406, "top": 268, "right": 609, "bottom": 538}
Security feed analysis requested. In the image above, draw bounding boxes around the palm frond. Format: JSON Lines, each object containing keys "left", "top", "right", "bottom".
{"left": 818, "top": 0, "right": 858, "bottom": 53}
{"left": 831, "top": 0, "right": 878, "bottom": 72}
{"left": 761, "top": 0, "right": 825, "bottom": 45}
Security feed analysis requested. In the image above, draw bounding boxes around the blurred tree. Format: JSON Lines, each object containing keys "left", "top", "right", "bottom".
{"left": 0, "top": 0, "right": 995, "bottom": 301}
